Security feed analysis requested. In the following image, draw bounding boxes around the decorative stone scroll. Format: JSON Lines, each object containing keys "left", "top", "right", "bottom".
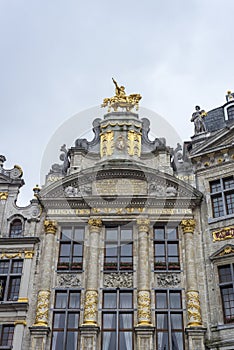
{"left": 186, "top": 290, "right": 202, "bottom": 327}
{"left": 157, "top": 273, "right": 181, "bottom": 287}
{"left": 213, "top": 226, "right": 234, "bottom": 241}
{"left": 34, "top": 290, "right": 51, "bottom": 327}
{"left": 56, "top": 273, "right": 81, "bottom": 288}
{"left": 44, "top": 220, "right": 57, "bottom": 234}
{"left": 83, "top": 290, "right": 98, "bottom": 325}
{"left": 104, "top": 272, "right": 133, "bottom": 288}
{"left": 137, "top": 290, "right": 152, "bottom": 326}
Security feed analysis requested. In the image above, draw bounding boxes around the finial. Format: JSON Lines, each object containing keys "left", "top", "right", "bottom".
{"left": 226, "top": 90, "right": 234, "bottom": 102}
{"left": 101, "top": 78, "right": 142, "bottom": 112}
{"left": 33, "top": 184, "right": 41, "bottom": 198}
{"left": 0, "top": 155, "right": 6, "bottom": 167}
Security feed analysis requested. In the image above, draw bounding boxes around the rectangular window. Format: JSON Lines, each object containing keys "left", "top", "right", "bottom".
{"left": 102, "top": 290, "right": 133, "bottom": 350}
{"left": 57, "top": 226, "right": 84, "bottom": 271}
{"left": 0, "top": 324, "right": 14, "bottom": 348}
{"left": 154, "top": 226, "right": 180, "bottom": 271}
{"left": 0, "top": 260, "right": 23, "bottom": 301}
{"left": 210, "top": 176, "right": 234, "bottom": 218}
{"left": 218, "top": 264, "right": 234, "bottom": 323}
{"left": 155, "top": 290, "right": 184, "bottom": 350}
{"left": 51, "top": 290, "right": 81, "bottom": 350}
{"left": 104, "top": 226, "right": 133, "bottom": 271}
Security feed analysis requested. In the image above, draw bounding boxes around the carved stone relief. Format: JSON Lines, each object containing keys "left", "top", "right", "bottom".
{"left": 103, "top": 272, "right": 133, "bottom": 288}
{"left": 56, "top": 273, "right": 81, "bottom": 288}
{"left": 156, "top": 273, "right": 181, "bottom": 287}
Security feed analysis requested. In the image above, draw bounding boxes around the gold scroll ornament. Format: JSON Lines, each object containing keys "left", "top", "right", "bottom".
{"left": 83, "top": 290, "right": 98, "bottom": 325}
{"left": 100, "top": 131, "right": 114, "bottom": 157}
{"left": 213, "top": 226, "right": 234, "bottom": 242}
{"left": 137, "top": 290, "right": 152, "bottom": 326}
{"left": 186, "top": 290, "right": 202, "bottom": 327}
{"left": 34, "top": 290, "right": 51, "bottom": 326}
{"left": 127, "top": 130, "right": 141, "bottom": 157}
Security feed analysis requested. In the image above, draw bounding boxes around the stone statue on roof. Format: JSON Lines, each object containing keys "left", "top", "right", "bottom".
{"left": 191, "top": 106, "right": 207, "bottom": 135}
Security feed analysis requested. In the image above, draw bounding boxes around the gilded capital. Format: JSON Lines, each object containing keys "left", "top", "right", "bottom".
{"left": 24, "top": 250, "right": 34, "bottom": 259}
{"left": 44, "top": 220, "right": 57, "bottom": 234}
{"left": 137, "top": 218, "right": 150, "bottom": 233}
{"left": 181, "top": 219, "right": 196, "bottom": 234}
{"left": 88, "top": 218, "right": 102, "bottom": 232}
{"left": 0, "top": 192, "right": 8, "bottom": 200}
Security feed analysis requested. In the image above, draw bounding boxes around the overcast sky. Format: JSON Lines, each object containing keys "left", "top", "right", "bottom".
{"left": 1, "top": 0, "right": 234, "bottom": 205}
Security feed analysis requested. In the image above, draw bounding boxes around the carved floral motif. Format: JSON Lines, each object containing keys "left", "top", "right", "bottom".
{"left": 104, "top": 273, "right": 133, "bottom": 288}
{"left": 157, "top": 273, "right": 181, "bottom": 287}
{"left": 34, "top": 290, "right": 51, "bottom": 326}
{"left": 56, "top": 273, "right": 81, "bottom": 288}
{"left": 186, "top": 290, "right": 202, "bottom": 327}
{"left": 137, "top": 290, "right": 151, "bottom": 325}
{"left": 83, "top": 290, "right": 98, "bottom": 325}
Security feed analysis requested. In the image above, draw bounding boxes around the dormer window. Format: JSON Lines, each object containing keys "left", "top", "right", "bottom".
{"left": 9, "top": 219, "right": 23, "bottom": 238}
{"left": 227, "top": 105, "right": 234, "bottom": 121}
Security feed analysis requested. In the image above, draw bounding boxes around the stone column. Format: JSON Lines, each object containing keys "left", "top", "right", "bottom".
{"left": 12, "top": 320, "right": 26, "bottom": 350}
{"left": 18, "top": 251, "right": 34, "bottom": 303}
{"left": 80, "top": 218, "right": 102, "bottom": 350}
{"left": 135, "top": 219, "right": 154, "bottom": 350}
{"left": 30, "top": 220, "right": 57, "bottom": 349}
{"left": 181, "top": 219, "right": 206, "bottom": 350}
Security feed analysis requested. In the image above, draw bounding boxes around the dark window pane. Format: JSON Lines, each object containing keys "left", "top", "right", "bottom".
{"left": 66, "top": 331, "right": 78, "bottom": 350}
{"left": 157, "top": 331, "right": 169, "bottom": 350}
{"left": 106, "top": 228, "right": 118, "bottom": 241}
{"left": 120, "top": 293, "right": 132, "bottom": 309}
{"left": 60, "top": 243, "right": 71, "bottom": 256}
{"left": 11, "top": 260, "right": 23, "bottom": 273}
{"left": 67, "top": 313, "right": 79, "bottom": 328}
{"left": 120, "top": 229, "right": 132, "bottom": 241}
{"left": 171, "top": 313, "right": 183, "bottom": 329}
{"left": 61, "top": 228, "right": 72, "bottom": 240}
{"left": 55, "top": 292, "right": 67, "bottom": 308}
{"left": 224, "top": 177, "right": 234, "bottom": 189}
{"left": 119, "top": 313, "right": 132, "bottom": 329}
{"left": 69, "top": 292, "right": 80, "bottom": 308}
{"left": 103, "top": 313, "right": 116, "bottom": 329}
{"left": 218, "top": 265, "right": 232, "bottom": 283}
{"left": 155, "top": 228, "right": 165, "bottom": 240}
{"left": 210, "top": 180, "right": 221, "bottom": 193}
{"left": 171, "top": 332, "right": 184, "bottom": 350}
{"left": 10, "top": 219, "right": 22, "bottom": 237}
{"left": 0, "top": 261, "right": 9, "bottom": 274}
{"left": 74, "top": 228, "right": 84, "bottom": 241}
{"left": 167, "top": 228, "right": 177, "bottom": 240}
{"left": 212, "top": 195, "right": 224, "bottom": 217}
{"left": 168, "top": 244, "right": 178, "bottom": 256}
{"left": 121, "top": 244, "right": 132, "bottom": 256}
{"left": 170, "top": 292, "right": 182, "bottom": 309}
{"left": 119, "top": 331, "right": 132, "bottom": 350}
{"left": 1, "top": 325, "right": 14, "bottom": 346}
{"left": 106, "top": 245, "right": 118, "bottom": 256}
{"left": 102, "top": 331, "right": 116, "bottom": 350}
{"left": 73, "top": 243, "right": 83, "bottom": 256}
{"left": 155, "top": 244, "right": 165, "bottom": 256}
{"left": 8, "top": 277, "right": 21, "bottom": 300}
{"left": 156, "top": 292, "right": 167, "bottom": 309}
{"left": 156, "top": 313, "right": 168, "bottom": 329}
{"left": 103, "top": 293, "right": 117, "bottom": 308}
{"left": 53, "top": 312, "right": 65, "bottom": 328}
{"left": 226, "top": 192, "right": 234, "bottom": 214}
{"left": 51, "top": 331, "right": 64, "bottom": 350}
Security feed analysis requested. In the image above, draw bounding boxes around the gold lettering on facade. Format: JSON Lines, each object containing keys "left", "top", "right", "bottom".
{"left": 33, "top": 290, "right": 51, "bottom": 327}
{"left": 213, "top": 226, "right": 234, "bottom": 241}
{"left": 186, "top": 290, "right": 202, "bottom": 327}
{"left": 94, "top": 179, "right": 147, "bottom": 196}
{"left": 127, "top": 130, "right": 141, "bottom": 157}
{"left": 100, "top": 130, "right": 114, "bottom": 157}
{"left": 137, "top": 290, "right": 152, "bottom": 326}
{"left": 83, "top": 290, "right": 98, "bottom": 325}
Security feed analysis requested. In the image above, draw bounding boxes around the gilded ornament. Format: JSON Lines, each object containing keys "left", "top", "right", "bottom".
{"left": 83, "top": 290, "right": 98, "bottom": 325}
{"left": 180, "top": 219, "right": 196, "bottom": 234}
{"left": 1, "top": 252, "right": 22, "bottom": 259}
{"left": 18, "top": 297, "right": 29, "bottom": 303}
{"left": 137, "top": 219, "right": 150, "bottom": 233}
{"left": 186, "top": 290, "right": 202, "bottom": 327}
{"left": 219, "top": 246, "right": 234, "bottom": 256}
{"left": 100, "top": 130, "right": 114, "bottom": 157}
{"left": 213, "top": 226, "right": 234, "bottom": 242}
{"left": 0, "top": 192, "right": 8, "bottom": 200}
{"left": 14, "top": 320, "right": 27, "bottom": 326}
{"left": 137, "top": 290, "right": 152, "bottom": 325}
{"left": 101, "top": 78, "right": 142, "bottom": 112}
{"left": 34, "top": 290, "right": 51, "bottom": 327}
{"left": 24, "top": 250, "right": 34, "bottom": 259}
{"left": 88, "top": 218, "right": 102, "bottom": 228}
{"left": 44, "top": 220, "right": 57, "bottom": 234}
{"left": 127, "top": 130, "right": 141, "bottom": 157}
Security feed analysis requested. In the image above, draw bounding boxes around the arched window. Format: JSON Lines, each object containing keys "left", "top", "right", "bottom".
{"left": 9, "top": 219, "right": 23, "bottom": 238}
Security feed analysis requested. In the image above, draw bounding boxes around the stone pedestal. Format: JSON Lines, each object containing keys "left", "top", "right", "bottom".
{"left": 186, "top": 327, "right": 207, "bottom": 350}
{"left": 29, "top": 327, "right": 50, "bottom": 350}
{"left": 135, "top": 326, "right": 155, "bottom": 350}
{"left": 79, "top": 325, "right": 100, "bottom": 350}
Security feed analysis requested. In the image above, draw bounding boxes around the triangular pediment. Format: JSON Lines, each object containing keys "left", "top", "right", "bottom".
{"left": 190, "top": 124, "right": 234, "bottom": 157}
{"left": 210, "top": 244, "right": 234, "bottom": 260}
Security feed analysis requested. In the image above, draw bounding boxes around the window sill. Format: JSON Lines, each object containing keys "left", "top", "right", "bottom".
{"left": 208, "top": 213, "right": 234, "bottom": 224}
{"left": 211, "top": 323, "right": 234, "bottom": 331}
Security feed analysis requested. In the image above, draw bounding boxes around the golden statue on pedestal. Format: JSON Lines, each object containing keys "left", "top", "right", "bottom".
{"left": 102, "top": 78, "right": 142, "bottom": 112}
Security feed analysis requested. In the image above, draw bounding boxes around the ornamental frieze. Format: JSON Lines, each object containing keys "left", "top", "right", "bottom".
{"left": 103, "top": 272, "right": 133, "bottom": 288}
{"left": 56, "top": 273, "right": 82, "bottom": 288}
{"left": 156, "top": 273, "right": 181, "bottom": 287}
{"left": 213, "top": 226, "right": 234, "bottom": 242}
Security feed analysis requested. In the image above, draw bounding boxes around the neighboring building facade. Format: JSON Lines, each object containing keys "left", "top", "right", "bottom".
{"left": 0, "top": 84, "right": 234, "bottom": 350}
